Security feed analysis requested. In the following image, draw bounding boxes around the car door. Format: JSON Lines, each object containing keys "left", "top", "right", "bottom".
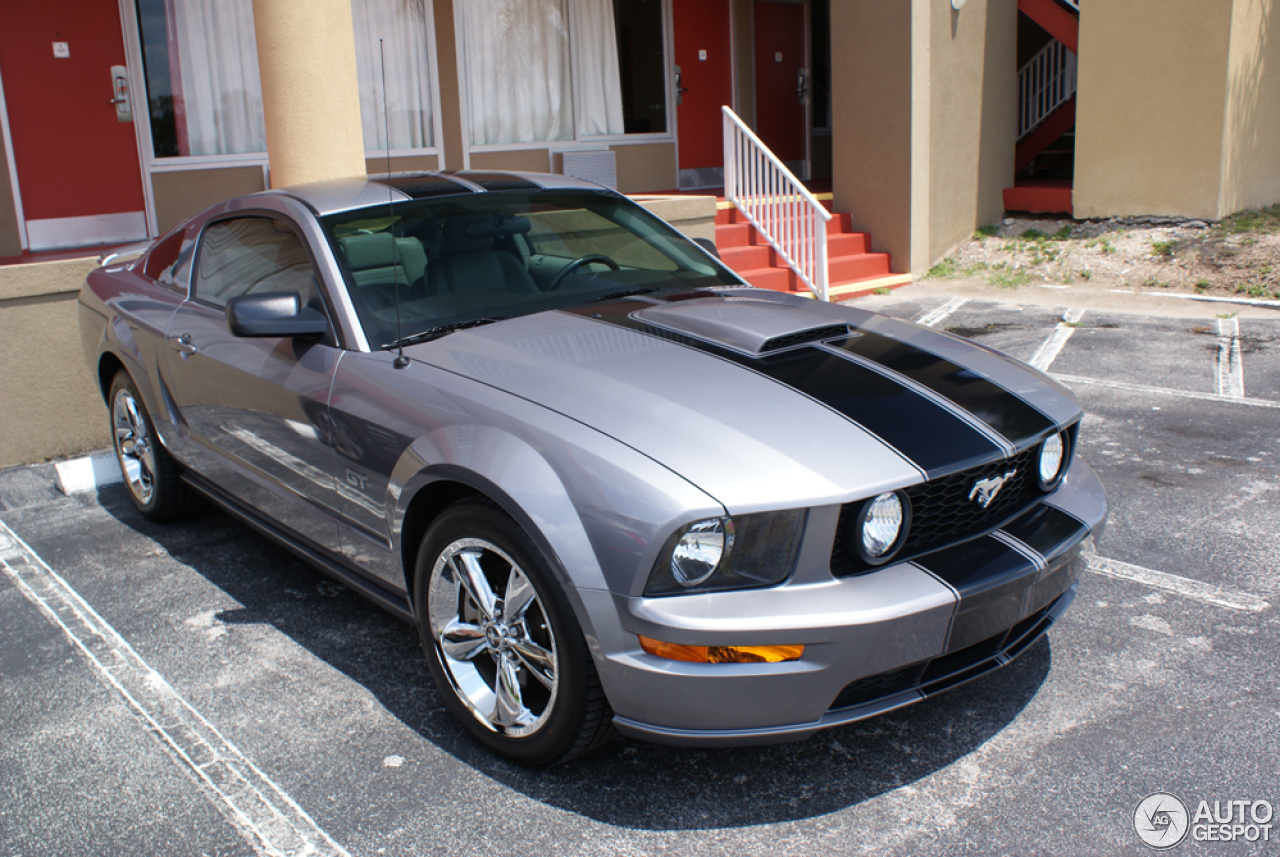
{"left": 164, "top": 213, "right": 343, "bottom": 554}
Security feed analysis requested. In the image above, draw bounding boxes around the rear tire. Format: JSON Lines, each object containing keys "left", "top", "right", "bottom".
{"left": 108, "top": 370, "right": 197, "bottom": 521}
{"left": 415, "top": 499, "right": 613, "bottom": 766}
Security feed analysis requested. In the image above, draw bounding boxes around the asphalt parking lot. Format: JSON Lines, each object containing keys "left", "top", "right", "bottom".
{"left": 2, "top": 284, "right": 1278, "bottom": 856}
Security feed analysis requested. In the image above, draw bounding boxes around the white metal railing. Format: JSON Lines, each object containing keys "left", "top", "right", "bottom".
{"left": 1018, "top": 39, "right": 1077, "bottom": 139}
{"left": 722, "top": 106, "right": 832, "bottom": 301}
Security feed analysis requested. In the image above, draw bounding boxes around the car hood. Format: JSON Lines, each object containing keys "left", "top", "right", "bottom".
{"left": 408, "top": 290, "right": 1082, "bottom": 513}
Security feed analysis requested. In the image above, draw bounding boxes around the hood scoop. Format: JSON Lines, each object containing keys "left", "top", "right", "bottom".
{"left": 633, "top": 297, "right": 851, "bottom": 355}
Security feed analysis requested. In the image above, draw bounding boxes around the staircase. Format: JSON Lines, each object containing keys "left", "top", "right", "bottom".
{"left": 1004, "top": 0, "right": 1079, "bottom": 215}
{"left": 719, "top": 106, "right": 909, "bottom": 301}
{"left": 715, "top": 201, "right": 909, "bottom": 300}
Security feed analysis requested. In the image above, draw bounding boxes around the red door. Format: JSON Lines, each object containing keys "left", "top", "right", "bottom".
{"left": 0, "top": 2, "right": 148, "bottom": 251}
{"left": 673, "top": 0, "right": 733, "bottom": 187}
{"left": 753, "top": 1, "right": 807, "bottom": 170}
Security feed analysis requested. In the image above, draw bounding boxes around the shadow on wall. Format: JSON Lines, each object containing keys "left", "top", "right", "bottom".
{"left": 1221, "top": 0, "right": 1279, "bottom": 215}
{"left": 98, "top": 482, "right": 1052, "bottom": 831}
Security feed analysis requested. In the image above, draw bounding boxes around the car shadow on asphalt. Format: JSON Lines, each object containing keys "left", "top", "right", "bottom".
{"left": 99, "top": 486, "right": 1051, "bottom": 831}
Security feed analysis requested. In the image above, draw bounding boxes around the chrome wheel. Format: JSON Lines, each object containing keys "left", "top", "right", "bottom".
{"left": 112, "top": 386, "right": 156, "bottom": 506}
{"left": 427, "top": 537, "right": 559, "bottom": 737}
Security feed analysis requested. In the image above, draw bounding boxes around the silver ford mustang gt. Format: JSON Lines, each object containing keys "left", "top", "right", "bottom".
{"left": 78, "top": 171, "right": 1107, "bottom": 766}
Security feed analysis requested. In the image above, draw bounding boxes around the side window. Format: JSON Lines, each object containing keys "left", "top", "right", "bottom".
{"left": 194, "top": 217, "right": 319, "bottom": 308}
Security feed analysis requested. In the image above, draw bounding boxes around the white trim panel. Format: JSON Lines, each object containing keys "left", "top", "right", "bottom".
{"left": 26, "top": 211, "right": 148, "bottom": 251}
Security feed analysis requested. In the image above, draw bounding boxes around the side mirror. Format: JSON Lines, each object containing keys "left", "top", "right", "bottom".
{"left": 226, "top": 291, "right": 329, "bottom": 338}
{"left": 693, "top": 237, "right": 721, "bottom": 260}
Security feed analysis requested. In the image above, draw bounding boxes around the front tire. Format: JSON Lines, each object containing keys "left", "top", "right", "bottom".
{"left": 415, "top": 499, "right": 613, "bottom": 766}
{"left": 108, "top": 370, "right": 196, "bottom": 520}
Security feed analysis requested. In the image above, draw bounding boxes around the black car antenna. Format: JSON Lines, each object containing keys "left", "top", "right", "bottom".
{"left": 382, "top": 38, "right": 410, "bottom": 369}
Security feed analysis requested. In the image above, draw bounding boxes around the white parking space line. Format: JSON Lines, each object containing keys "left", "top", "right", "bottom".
{"left": 1088, "top": 555, "right": 1270, "bottom": 613}
{"left": 915, "top": 297, "right": 969, "bottom": 328}
{"left": 0, "top": 521, "right": 350, "bottom": 857}
{"left": 1216, "top": 316, "right": 1245, "bottom": 399}
{"left": 1029, "top": 309, "right": 1085, "bottom": 371}
{"left": 1051, "top": 373, "right": 1280, "bottom": 410}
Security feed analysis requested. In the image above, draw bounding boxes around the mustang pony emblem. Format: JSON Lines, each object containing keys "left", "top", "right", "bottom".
{"left": 969, "top": 470, "right": 1018, "bottom": 508}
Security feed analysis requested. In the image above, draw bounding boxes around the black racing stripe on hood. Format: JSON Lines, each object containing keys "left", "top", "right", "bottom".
{"left": 831, "top": 330, "right": 1057, "bottom": 447}
{"left": 566, "top": 301, "right": 1005, "bottom": 477}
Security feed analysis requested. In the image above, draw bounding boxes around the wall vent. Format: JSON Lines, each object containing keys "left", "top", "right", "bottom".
{"left": 562, "top": 150, "right": 617, "bottom": 190}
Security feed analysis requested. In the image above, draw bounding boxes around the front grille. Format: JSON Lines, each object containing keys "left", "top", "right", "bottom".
{"left": 828, "top": 591, "right": 1066, "bottom": 713}
{"left": 831, "top": 447, "right": 1041, "bottom": 576}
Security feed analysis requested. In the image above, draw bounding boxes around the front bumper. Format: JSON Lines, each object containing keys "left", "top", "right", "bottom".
{"left": 586, "top": 458, "right": 1107, "bottom": 747}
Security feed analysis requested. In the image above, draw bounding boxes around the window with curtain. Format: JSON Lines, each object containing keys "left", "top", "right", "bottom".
{"left": 134, "top": 0, "right": 437, "bottom": 158}
{"left": 460, "top": 0, "right": 665, "bottom": 146}
{"left": 352, "top": 0, "right": 436, "bottom": 150}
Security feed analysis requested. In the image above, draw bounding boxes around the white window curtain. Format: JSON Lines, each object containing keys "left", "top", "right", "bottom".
{"left": 352, "top": 0, "right": 435, "bottom": 150}
{"left": 570, "top": 0, "right": 624, "bottom": 137}
{"left": 461, "top": 0, "right": 624, "bottom": 145}
{"left": 168, "top": 0, "right": 267, "bottom": 156}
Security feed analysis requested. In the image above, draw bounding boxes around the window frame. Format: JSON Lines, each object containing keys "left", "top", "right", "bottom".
{"left": 456, "top": 0, "right": 677, "bottom": 153}
{"left": 190, "top": 210, "right": 343, "bottom": 348}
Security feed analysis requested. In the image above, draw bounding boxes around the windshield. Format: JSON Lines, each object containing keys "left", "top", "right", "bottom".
{"left": 318, "top": 189, "right": 742, "bottom": 348}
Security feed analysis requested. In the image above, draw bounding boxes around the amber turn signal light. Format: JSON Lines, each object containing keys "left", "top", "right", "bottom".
{"left": 638, "top": 635, "right": 804, "bottom": 664}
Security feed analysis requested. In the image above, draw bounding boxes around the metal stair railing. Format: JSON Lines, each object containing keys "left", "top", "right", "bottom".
{"left": 722, "top": 105, "right": 832, "bottom": 301}
{"left": 1019, "top": 39, "right": 1077, "bottom": 140}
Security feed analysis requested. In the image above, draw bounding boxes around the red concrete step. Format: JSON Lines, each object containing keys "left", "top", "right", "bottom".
{"left": 1003, "top": 180, "right": 1073, "bottom": 215}
{"left": 827, "top": 232, "right": 870, "bottom": 256}
{"left": 715, "top": 222, "right": 754, "bottom": 248}
{"left": 826, "top": 212, "right": 854, "bottom": 234}
{"left": 736, "top": 267, "right": 798, "bottom": 293}
{"left": 830, "top": 252, "right": 893, "bottom": 283}
{"left": 719, "top": 244, "right": 775, "bottom": 270}
{"left": 714, "top": 202, "right": 905, "bottom": 299}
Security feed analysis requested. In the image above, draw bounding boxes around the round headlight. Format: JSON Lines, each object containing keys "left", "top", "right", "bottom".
{"left": 1038, "top": 432, "right": 1066, "bottom": 488}
{"left": 671, "top": 518, "right": 734, "bottom": 587}
{"left": 859, "top": 492, "right": 907, "bottom": 562}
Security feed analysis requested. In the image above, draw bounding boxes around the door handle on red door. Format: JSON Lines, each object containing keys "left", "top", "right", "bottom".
{"left": 173, "top": 333, "right": 198, "bottom": 358}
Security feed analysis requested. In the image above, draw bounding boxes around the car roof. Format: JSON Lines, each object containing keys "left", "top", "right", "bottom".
{"left": 261, "top": 170, "right": 613, "bottom": 217}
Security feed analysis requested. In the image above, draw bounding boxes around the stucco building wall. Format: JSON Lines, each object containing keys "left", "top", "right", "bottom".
{"left": 1074, "top": 1, "right": 1233, "bottom": 219}
{"left": 832, "top": 0, "right": 1015, "bottom": 275}
{"left": 0, "top": 259, "right": 109, "bottom": 467}
{"left": 1220, "top": 0, "right": 1280, "bottom": 215}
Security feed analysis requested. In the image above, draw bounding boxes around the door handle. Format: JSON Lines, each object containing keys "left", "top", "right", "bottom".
{"left": 675, "top": 66, "right": 687, "bottom": 105}
{"left": 109, "top": 64, "right": 133, "bottom": 123}
{"left": 173, "top": 333, "right": 198, "bottom": 358}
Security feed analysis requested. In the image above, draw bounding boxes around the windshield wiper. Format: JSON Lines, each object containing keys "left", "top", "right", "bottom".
{"left": 383, "top": 317, "right": 506, "bottom": 350}
{"left": 590, "top": 287, "right": 657, "bottom": 302}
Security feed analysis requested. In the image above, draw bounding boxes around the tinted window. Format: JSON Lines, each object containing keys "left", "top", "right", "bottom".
{"left": 319, "top": 190, "right": 742, "bottom": 349}
{"left": 195, "top": 217, "right": 317, "bottom": 308}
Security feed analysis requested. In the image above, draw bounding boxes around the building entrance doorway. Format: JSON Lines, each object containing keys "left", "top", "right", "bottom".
{"left": 753, "top": 0, "right": 808, "bottom": 178}
{"left": 673, "top": 0, "right": 734, "bottom": 189}
{"left": 0, "top": 2, "right": 148, "bottom": 251}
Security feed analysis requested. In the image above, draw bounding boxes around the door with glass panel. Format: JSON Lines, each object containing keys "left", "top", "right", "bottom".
{"left": 164, "top": 214, "right": 343, "bottom": 554}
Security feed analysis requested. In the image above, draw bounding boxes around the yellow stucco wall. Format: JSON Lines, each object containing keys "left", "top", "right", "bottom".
{"left": 1074, "top": 1, "right": 1233, "bottom": 218}
{"left": 927, "top": 0, "right": 1017, "bottom": 267}
{"left": 1220, "top": 0, "right": 1280, "bottom": 215}
{"left": 0, "top": 259, "right": 109, "bottom": 467}
{"left": 152, "top": 167, "right": 268, "bottom": 234}
{"left": 252, "top": 0, "right": 367, "bottom": 187}
{"left": 831, "top": 0, "right": 914, "bottom": 273}
{"left": 610, "top": 143, "right": 677, "bottom": 193}
{"left": 472, "top": 150, "right": 553, "bottom": 173}
{"left": 833, "top": 0, "right": 1016, "bottom": 275}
